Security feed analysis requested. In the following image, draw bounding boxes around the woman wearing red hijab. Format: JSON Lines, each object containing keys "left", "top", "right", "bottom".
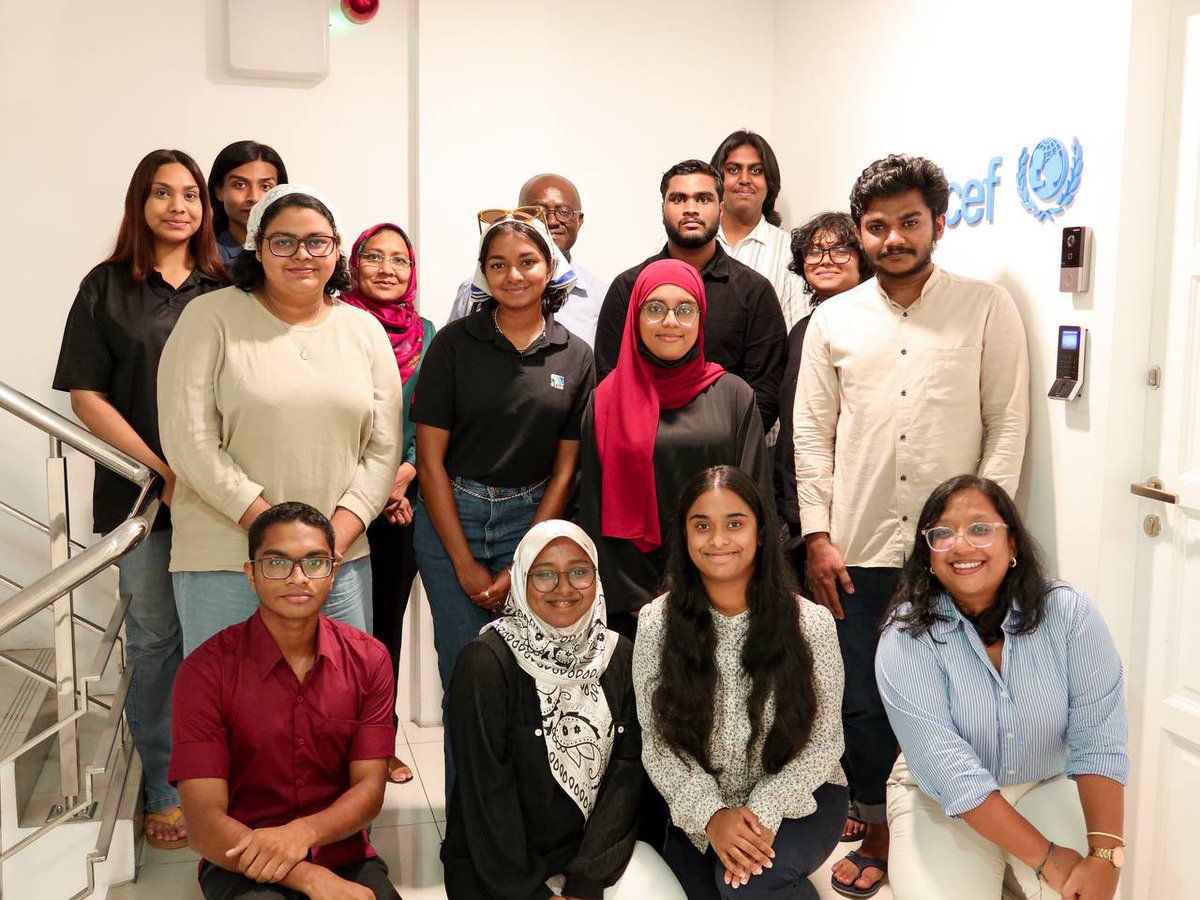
{"left": 579, "top": 258, "right": 773, "bottom": 639}
{"left": 342, "top": 222, "right": 434, "bottom": 785}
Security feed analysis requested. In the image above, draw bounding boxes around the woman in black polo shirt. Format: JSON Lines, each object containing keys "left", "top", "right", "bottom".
{"left": 53, "top": 148, "right": 226, "bottom": 850}
{"left": 411, "top": 212, "right": 594, "bottom": 793}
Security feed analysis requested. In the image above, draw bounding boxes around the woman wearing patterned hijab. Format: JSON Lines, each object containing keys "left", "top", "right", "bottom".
{"left": 441, "top": 520, "right": 685, "bottom": 899}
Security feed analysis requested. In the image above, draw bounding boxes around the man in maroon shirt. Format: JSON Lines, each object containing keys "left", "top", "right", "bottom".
{"left": 169, "top": 502, "right": 401, "bottom": 899}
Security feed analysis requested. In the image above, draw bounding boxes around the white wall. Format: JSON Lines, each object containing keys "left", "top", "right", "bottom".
{"left": 769, "top": 0, "right": 1149, "bottom": 654}
{"left": 0, "top": 0, "right": 414, "bottom": 645}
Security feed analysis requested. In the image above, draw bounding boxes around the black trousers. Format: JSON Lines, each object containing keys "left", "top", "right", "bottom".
{"left": 835, "top": 566, "right": 901, "bottom": 823}
{"left": 662, "top": 782, "right": 848, "bottom": 900}
{"left": 199, "top": 857, "right": 400, "bottom": 899}
{"left": 366, "top": 508, "right": 419, "bottom": 729}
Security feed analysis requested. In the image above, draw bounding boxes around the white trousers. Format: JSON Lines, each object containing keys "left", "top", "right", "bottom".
{"left": 549, "top": 841, "right": 687, "bottom": 899}
{"left": 886, "top": 755, "right": 1088, "bottom": 900}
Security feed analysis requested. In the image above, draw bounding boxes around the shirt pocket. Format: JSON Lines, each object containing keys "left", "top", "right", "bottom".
{"left": 920, "top": 348, "right": 981, "bottom": 407}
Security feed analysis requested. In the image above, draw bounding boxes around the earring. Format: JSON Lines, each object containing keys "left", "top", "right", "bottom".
{"left": 1009, "top": 557, "right": 1017, "bottom": 568}
{"left": 929, "top": 566, "right": 935, "bottom": 574}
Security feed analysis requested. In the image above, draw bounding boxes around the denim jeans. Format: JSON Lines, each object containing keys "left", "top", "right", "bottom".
{"left": 662, "top": 782, "right": 849, "bottom": 899}
{"left": 115, "top": 530, "right": 182, "bottom": 814}
{"left": 412, "top": 475, "right": 544, "bottom": 796}
{"left": 174, "top": 557, "right": 371, "bottom": 657}
{"left": 836, "top": 565, "right": 902, "bottom": 823}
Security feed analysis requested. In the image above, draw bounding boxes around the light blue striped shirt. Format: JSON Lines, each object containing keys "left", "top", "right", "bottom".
{"left": 876, "top": 581, "right": 1129, "bottom": 817}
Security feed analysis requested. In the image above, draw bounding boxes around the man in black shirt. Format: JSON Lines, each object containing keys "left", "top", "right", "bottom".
{"left": 594, "top": 159, "right": 786, "bottom": 431}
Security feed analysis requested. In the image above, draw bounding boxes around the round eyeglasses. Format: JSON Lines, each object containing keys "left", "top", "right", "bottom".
{"left": 922, "top": 522, "right": 1009, "bottom": 553}
{"left": 804, "top": 245, "right": 853, "bottom": 265}
{"left": 253, "top": 556, "right": 335, "bottom": 579}
{"left": 528, "top": 565, "right": 597, "bottom": 594}
{"left": 532, "top": 204, "right": 580, "bottom": 223}
{"left": 358, "top": 251, "right": 412, "bottom": 270}
{"left": 266, "top": 234, "right": 337, "bottom": 258}
{"left": 641, "top": 300, "right": 699, "bottom": 326}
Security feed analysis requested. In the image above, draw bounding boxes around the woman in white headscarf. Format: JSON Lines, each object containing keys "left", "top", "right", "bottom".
{"left": 441, "top": 520, "right": 685, "bottom": 900}
{"left": 158, "top": 184, "right": 402, "bottom": 654}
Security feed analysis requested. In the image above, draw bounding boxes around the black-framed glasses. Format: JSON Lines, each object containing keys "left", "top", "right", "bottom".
{"left": 641, "top": 300, "right": 699, "bottom": 326}
{"left": 252, "top": 556, "right": 336, "bottom": 579}
{"left": 922, "top": 523, "right": 1009, "bottom": 553}
{"left": 804, "top": 245, "right": 853, "bottom": 265}
{"left": 266, "top": 233, "right": 337, "bottom": 258}
{"left": 528, "top": 565, "right": 597, "bottom": 593}
{"left": 358, "top": 250, "right": 412, "bottom": 270}
{"left": 531, "top": 203, "right": 580, "bottom": 223}
{"left": 477, "top": 206, "right": 548, "bottom": 232}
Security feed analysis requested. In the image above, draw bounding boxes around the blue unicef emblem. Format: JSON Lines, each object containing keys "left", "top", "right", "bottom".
{"left": 1016, "top": 136, "right": 1083, "bottom": 222}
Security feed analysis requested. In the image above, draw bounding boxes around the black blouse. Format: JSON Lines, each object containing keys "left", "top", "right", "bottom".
{"left": 578, "top": 374, "right": 774, "bottom": 614}
{"left": 441, "top": 629, "right": 641, "bottom": 900}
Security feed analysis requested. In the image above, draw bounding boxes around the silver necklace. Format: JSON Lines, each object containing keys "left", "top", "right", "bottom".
{"left": 492, "top": 308, "right": 545, "bottom": 352}
{"left": 263, "top": 292, "right": 325, "bottom": 360}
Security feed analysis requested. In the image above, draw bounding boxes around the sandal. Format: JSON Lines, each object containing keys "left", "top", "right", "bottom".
{"left": 144, "top": 806, "right": 188, "bottom": 850}
{"left": 840, "top": 815, "right": 868, "bottom": 842}
{"left": 830, "top": 849, "right": 888, "bottom": 898}
{"left": 387, "top": 756, "right": 414, "bottom": 784}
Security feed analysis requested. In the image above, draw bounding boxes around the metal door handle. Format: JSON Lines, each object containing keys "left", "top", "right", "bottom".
{"left": 1130, "top": 477, "right": 1179, "bottom": 504}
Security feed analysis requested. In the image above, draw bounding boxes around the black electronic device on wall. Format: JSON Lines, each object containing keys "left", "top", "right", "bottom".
{"left": 1048, "top": 326, "right": 1086, "bottom": 401}
{"left": 1059, "top": 226, "right": 1092, "bottom": 293}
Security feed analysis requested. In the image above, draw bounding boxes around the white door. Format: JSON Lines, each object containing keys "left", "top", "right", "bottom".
{"left": 1128, "top": 2, "right": 1200, "bottom": 897}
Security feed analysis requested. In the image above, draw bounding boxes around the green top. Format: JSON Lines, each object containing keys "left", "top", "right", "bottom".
{"left": 402, "top": 318, "right": 437, "bottom": 468}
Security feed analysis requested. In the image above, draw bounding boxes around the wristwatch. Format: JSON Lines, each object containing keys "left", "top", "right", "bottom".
{"left": 1088, "top": 845, "right": 1125, "bottom": 869}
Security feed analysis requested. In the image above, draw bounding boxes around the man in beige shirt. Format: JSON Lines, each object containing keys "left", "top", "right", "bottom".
{"left": 793, "top": 154, "right": 1030, "bottom": 898}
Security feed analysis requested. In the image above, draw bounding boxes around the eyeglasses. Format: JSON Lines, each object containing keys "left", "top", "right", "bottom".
{"left": 253, "top": 556, "right": 336, "bottom": 579}
{"left": 641, "top": 300, "right": 699, "bottom": 326}
{"left": 477, "top": 206, "right": 548, "bottom": 232}
{"left": 531, "top": 203, "right": 580, "bottom": 223}
{"left": 358, "top": 251, "right": 412, "bottom": 270}
{"left": 528, "top": 565, "right": 597, "bottom": 594}
{"left": 804, "top": 245, "right": 853, "bottom": 265}
{"left": 922, "top": 522, "right": 1009, "bottom": 553}
{"left": 266, "top": 233, "right": 337, "bottom": 258}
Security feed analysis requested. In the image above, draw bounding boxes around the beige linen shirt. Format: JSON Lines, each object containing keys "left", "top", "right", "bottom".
{"left": 793, "top": 267, "right": 1029, "bottom": 569}
{"left": 718, "top": 217, "right": 808, "bottom": 330}
{"left": 158, "top": 287, "right": 402, "bottom": 572}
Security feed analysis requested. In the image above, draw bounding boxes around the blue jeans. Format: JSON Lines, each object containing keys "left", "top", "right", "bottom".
{"left": 174, "top": 557, "right": 371, "bottom": 657}
{"left": 115, "top": 530, "right": 182, "bottom": 814}
{"left": 836, "top": 566, "right": 902, "bottom": 824}
{"left": 412, "top": 475, "right": 544, "bottom": 795}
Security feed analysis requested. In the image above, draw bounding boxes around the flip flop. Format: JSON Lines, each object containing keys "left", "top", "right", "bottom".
{"left": 830, "top": 849, "right": 888, "bottom": 898}
{"left": 387, "top": 756, "right": 414, "bottom": 785}
{"left": 144, "top": 806, "right": 188, "bottom": 850}
{"left": 840, "top": 815, "right": 868, "bottom": 842}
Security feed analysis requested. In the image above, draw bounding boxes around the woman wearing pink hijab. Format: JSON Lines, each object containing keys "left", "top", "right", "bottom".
{"left": 342, "top": 222, "right": 434, "bottom": 785}
{"left": 579, "top": 258, "right": 773, "bottom": 640}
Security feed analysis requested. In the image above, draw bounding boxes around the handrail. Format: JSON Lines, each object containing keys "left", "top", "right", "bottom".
{"left": 0, "top": 382, "right": 153, "bottom": 487}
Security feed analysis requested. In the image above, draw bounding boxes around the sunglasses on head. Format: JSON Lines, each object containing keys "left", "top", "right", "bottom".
{"left": 477, "top": 206, "right": 548, "bottom": 232}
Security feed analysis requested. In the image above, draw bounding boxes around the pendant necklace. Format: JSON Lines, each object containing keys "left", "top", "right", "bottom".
{"left": 263, "top": 291, "right": 326, "bottom": 360}
{"left": 493, "top": 308, "right": 545, "bottom": 352}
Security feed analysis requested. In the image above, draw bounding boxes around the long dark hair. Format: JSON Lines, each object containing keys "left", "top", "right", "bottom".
{"left": 652, "top": 465, "right": 817, "bottom": 776}
{"left": 788, "top": 211, "right": 874, "bottom": 298}
{"left": 208, "top": 140, "right": 289, "bottom": 236}
{"left": 102, "top": 149, "right": 226, "bottom": 285}
{"left": 710, "top": 130, "right": 783, "bottom": 227}
{"left": 887, "top": 475, "right": 1048, "bottom": 642}
{"left": 478, "top": 220, "right": 567, "bottom": 314}
{"left": 231, "top": 193, "right": 351, "bottom": 295}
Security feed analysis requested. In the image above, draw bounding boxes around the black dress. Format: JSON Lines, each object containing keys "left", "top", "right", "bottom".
{"left": 441, "top": 629, "right": 642, "bottom": 900}
{"left": 578, "top": 374, "right": 773, "bottom": 617}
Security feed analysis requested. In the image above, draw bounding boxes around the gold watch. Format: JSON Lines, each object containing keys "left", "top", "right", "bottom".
{"left": 1088, "top": 845, "right": 1125, "bottom": 869}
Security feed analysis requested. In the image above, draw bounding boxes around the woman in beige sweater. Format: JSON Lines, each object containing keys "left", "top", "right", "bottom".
{"left": 158, "top": 184, "right": 401, "bottom": 655}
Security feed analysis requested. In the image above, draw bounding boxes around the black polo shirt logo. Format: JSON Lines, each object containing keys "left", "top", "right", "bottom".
{"left": 550, "top": 374, "right": 565, "bottom": 390}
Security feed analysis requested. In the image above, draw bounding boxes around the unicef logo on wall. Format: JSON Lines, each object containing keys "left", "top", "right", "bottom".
{"left": 1015, "top": 136, "right": 1083, "bottom": 223}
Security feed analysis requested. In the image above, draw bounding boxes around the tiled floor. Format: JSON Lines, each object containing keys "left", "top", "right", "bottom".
{"left": 108, "top": 720, "right": 892, "bottom": 899}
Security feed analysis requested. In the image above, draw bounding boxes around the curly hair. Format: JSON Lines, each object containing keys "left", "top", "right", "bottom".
{"left": 886, "top": 475, "right": 1048, "bottom": 643}
{"left": 652, "top": 465, "right": 817, "bottom": 776}
{"left": 787, "top": 211, "right": 874, "bottom": 297}
{"left": 849, "top": 154, "right": 950, "bottom": 225}
{"left": 231, "top": 193, "right": 351, "bottom": 295}
{"left": 477, "top": 220, "right": 568, "bottom": 315}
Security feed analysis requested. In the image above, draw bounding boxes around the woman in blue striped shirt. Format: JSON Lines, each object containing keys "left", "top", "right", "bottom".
{"left": 876, "top": 475, "right": 1128, "bottom": 900}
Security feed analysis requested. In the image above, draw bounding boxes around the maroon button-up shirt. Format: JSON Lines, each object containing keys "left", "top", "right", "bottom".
{"left": 169, "top": 612, "right": 395, "bottom": 870}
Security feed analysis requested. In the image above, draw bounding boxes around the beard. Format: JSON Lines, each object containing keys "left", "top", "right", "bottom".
{"left": 664, "top": 215, "right": 719, "bottom": 250}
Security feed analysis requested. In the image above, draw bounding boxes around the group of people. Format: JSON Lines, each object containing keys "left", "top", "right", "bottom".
{"left": 50, "top": 130, "right": 1131, "bottom": 900}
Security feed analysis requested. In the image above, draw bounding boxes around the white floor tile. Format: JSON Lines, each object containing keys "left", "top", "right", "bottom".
{"left": 108, "top": 858, "right": 204, "bottom": 899}
{"left": 407, "top": 741, "right": 446, "bottom": 821}
{"left": 401, "top": 719, "right": 445, "bottom": 745}
{"left": 370, "top": 821, "right": 446, "bottom": 894}
{"left": 376, "top": 759, "right": 437, "bottom": 827}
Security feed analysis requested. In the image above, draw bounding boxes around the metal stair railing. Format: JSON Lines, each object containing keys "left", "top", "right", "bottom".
{"left": 0, "top": 380, "right": 161, "bottom": 896}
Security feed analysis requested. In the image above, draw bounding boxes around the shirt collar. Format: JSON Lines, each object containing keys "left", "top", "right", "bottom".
{"left": 655, "top": 242, "right": 731, "bottom": 281}
{"left": 717, "top": 216, "right": 773, "bottom": 250}
{"left": 872, "top": 265, "right": 946, "bottom": 312}
{"left": 929, "top": 591, "right": 1019, "bottom": 638}
{"left": 248, "top": 610, "right": 339, "bottom": 680}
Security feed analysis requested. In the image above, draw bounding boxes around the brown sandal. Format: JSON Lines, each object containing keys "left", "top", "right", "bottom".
{"left": 387, "top": 756, "right": 414, "bottom": 784}
{"left": 144, "top": 806, "right": 188, "bottom": 850}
